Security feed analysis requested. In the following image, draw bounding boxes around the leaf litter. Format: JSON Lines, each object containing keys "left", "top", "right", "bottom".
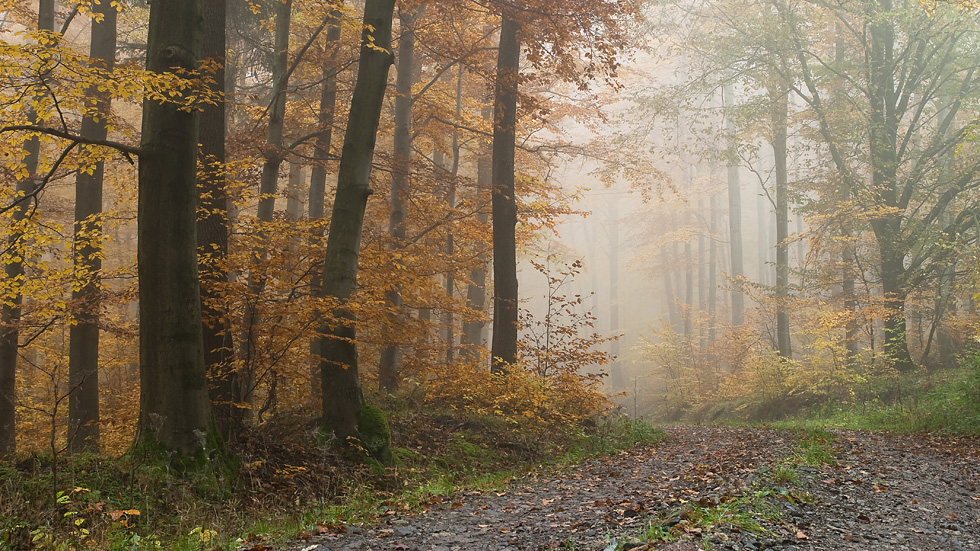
{"left": 278, "top": 426, "right": 979, "bottom": 551}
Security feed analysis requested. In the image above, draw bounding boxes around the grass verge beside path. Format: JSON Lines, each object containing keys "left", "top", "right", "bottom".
{"left": 0, "top": 411, "right": 663, "bottom": 551}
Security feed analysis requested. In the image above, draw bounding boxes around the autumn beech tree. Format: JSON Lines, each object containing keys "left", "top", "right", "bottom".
{"left": 771, "top": 0, "right": 980, "bottom": 370}
{"left": 318, "top": 0, "right": 397, "bottom": 450}
{"left": 488, "top": 0, "right": 642, "bottom": 373}
{"left": 68, "top": 0, "right": 118, "bottom": 454}
{"left": 136, "top": 0, "right": 223, "bottom": 459}
{"left": 0, "top": 0, "right": 54, "bottom": 458}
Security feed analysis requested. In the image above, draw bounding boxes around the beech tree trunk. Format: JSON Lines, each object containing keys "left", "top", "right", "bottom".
{"left": 69, "top": 0, "right": 117, "bottom": 453}
{"left": 460, "top": 106, "right": 493, "bottom": 359}
{"left": 607, "top": 198, "right": 623, "bottom": 387}
{"left": 137, "top": 0, "right": 220, "bottom": 458}
{"left": 1, "top": 0, "right": 54, "bottom": 458}
{"left": 319, "top": 0, "right": 396, "bottom": 443}
{"left": 196, "top": 0, "right": 240, "bottom": 444}
{"left": 771, "top": 88, "right": 791, "bottom": 359}
{"left": 490, "top": 14, "right": 521, "bottom": 373}
{"left": 723, "top": 83, "right": 744, "bottom": 326}
{"left": 308, "top": 5, "right": 343, "bottom": 406}
{"left": 378, "top": 7, "right": 418, "bottom": 393}
{"left": 242, "top": 0, "right": 293, "bottom": 407}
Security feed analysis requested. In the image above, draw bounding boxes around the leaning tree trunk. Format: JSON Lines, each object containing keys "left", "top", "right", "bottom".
{"left": 318, "top": 0, "right": 396, "bottom": 443}
{"left": 69, "top": 0, "right": 117, "bottom": 454}
{"left": 490, "top": 14, "right": 521, "bottom": 373}
{"left": 1, "top": 0, "right": 55, "bottom": 458}
{"left": 137, "top": 0, "right": 221, "bottom": 459}
{"left": 378, "top": 7, "right": 418, "bottom": 393}
{"left": 197, "top": 0, "right": 240, "bottom": 442}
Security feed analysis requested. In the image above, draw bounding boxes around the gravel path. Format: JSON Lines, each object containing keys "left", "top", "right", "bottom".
{"left": 276, "top": 426, "right": 980, "bottom": 551}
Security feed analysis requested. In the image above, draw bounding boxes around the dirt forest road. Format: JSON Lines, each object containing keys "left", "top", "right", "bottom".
{"left": 279, "top": 426, "right": 980, "bottom": 551}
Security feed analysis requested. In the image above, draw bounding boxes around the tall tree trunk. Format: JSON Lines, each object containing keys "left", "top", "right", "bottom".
{"left": 662, "top": 245, "right": 681, "bottom": 332}
{"left": 444, "top": 65, "right": 463, "bottom": 366}
{"left": 490, "top": 14, "right": 521, "bottom": 373}
{"left": 68, "top": 0, "right": 117, "bottom": 454}
{"left": 843, "top": 247, "right": 859, "bottom": 360}
{"left": 318, "top": 0, "right": 396, "bottom": 443}
{"left": 460, "top": 107, "right": 493, "bottom": 360}
{"left": 1, "top": 0, "right": 55, "bottom": 458}
{"left": 608, "top": 198, "right": 623, "bottom": 386}
{"left": 378, "top": 7, "right": 418, "bottom": 392}
{"left": 723, "top": 84, "right": 744, "bottom": 326}
{"left": 867, "top": 0, "right": 914, "bottom": 372}
{"left": 241, "top": 0, "right": 293, "bottom": 408}
{"left": 698, "top": 198, "right": 707, "bottom": 351}
{"left": 137, "top": 0, "right": 220, "bottom": 458}
{"left": 708, "top": 195, "right": 717, "bottom": 343}
{"left": 197, "top": 0, "right": 240, "bottom": 444}
{"left": 308, "top": 5, "right": 343, "bottom": 406}
{"left": 771, "top": 88, "right": 791, "bottom": 359}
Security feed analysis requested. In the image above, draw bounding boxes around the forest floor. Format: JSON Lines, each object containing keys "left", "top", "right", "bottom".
{"left": 273, "top": 425, "right": 980, "bottom": 551}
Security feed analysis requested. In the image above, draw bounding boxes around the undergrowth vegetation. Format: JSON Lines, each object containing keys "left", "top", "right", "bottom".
{"left": 0, "top": 392, "right": 662, "bottom": 551}
{"left": 642, "top": 325, "right": 980, "bottom": 435}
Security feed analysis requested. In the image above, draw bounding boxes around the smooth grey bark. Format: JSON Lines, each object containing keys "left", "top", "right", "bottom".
{"left": 1, "top": 0, "right": 55, "bottom": 458}
{"left": 460, "top": 107, "right": 493, "bottom": 359}
{"left": 444, "top": 65, "right": 463, "bottom": 366}
{"left": 490, "top": 14, "right": 521, "bottom": 373}
{"left": 378, "top": 7, "right": 418, "bottom": 393}
{"left": 771, "top": 88, "right": 791, "bottom": 359}
{"left": 308, "top": 5, "right": 343, "bottom": 406}
{"left": 723, "top": 84, "right": 744, "bottom": 326}
{"left": 137, "top": 0, "right": 219, "bottom": 456}
{"left": 68, "top": 0, "right": 117, "bottom": 454}
{"left": 197, "top": 0, "right": 240, "bottom": 444}
{"left": 318, "top": 0, "right": 396, "bottom": 443}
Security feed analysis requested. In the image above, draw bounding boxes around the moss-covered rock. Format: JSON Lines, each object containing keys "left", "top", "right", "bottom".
{"left": 357, "top": 403, "right": 392, "bottom": 465}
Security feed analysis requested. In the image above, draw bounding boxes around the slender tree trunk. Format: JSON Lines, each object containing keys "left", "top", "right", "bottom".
{"left": 2, "top": 0, "right": 55, "bottom": 458}
{"left": 444, "top": 65, "right": 463, "bottom": 366}
{"left": 662, "top": 245, "right": 681, "bottom": 332}
{"left": 241, "top": 0, "right": 292, "bottom": 409}
{"left": 490, "top": 14, "right": 521, "bottom": 373}
{"left": 771, "top": 88, "right": 791, "bottom": 359}
{"left": 68, "top": 0, "right": 117, "bottom": 454}
{"left": 708, "top": 195, "right": 717, "bottom": 343}
{"left": 843, "top": 247, "right": 859, "bottom": 360}
{"left": 608, "top": 198, "right": 623, "bottom": 386}
{"left": 137, "top": 0, "right": 220, "bottom": 457}
{"left": 698, "top": 198, "right": 707, "bottom": 351}
{"left": 318, "top": 0, "right": 396, "bottom": 443}
{"left": 1, "top": 0, "right": 55, "bottom": 458}
{"left": 460, "top": 107, "right": 493, "bottom": 360}
{"left": 723, "top": 84, "right": 744, "bottom": 326}
{"left": 308, "top": 5, "right": 343, "bottom": 406}
{"left": 378, "top": 8, "right": 418, "bottom": 392}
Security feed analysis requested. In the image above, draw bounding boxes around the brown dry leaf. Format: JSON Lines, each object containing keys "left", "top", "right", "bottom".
{"left": 796, "top": 530, "right": 809, "bottom": 540}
